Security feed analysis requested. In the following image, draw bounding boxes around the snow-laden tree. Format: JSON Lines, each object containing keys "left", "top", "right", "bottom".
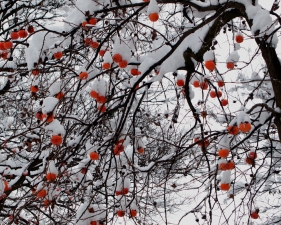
{"left": 0, "top": 0, "right": 281, "bottom": 224}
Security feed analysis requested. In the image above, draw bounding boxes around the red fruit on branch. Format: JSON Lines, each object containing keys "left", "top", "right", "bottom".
{"left": 149, "top": 13, "right": 159, "bottom": 22}
{"left": 51, "top": 135, "right": 63, "bottom": 146}
{"left": 205, "top": 60, "right": 216, "bottom": 71}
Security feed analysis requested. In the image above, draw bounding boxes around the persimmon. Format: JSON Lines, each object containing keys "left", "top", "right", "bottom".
{"left": 210, "top": 90, "right": 216, "bottom": 98}
{"left": 90, "top": 41, "right": 99, "bottom": 49}
{"left": 81, "top": 21, "right": 88, "bottom": 27}
{"left": 113, "top": 54, "right": 122, "bottom": 63}
{"left": 56, "top": 92, "right": 64, "bottom": 100}
{"left": 54, "top": 52, "right": 63, "bottom": 59}
{"left": 246, "top": 157, "right": 253, "bottom": 165}
{"left": 193, "top": 80, "right": 200, "bottom": 88}
{"left": 239, "top": 122, "right": 251, "bottom": 133}
{"left": 42, "top": 113, "right": 54, "bottom": 123}
{"left": 122, "top": 188, "right": 129, "bottom": 195}
{"left": 97, "top": 95, "right": 106, "bottom": 104}
{"left": 130, "top": 209, "right": 137, "bottom": 217}
{"left": 235, "top": 34, "right": 244, "bottom": 43}
{"left": 80, "top": 168, "right": 87, "bottom": 174}
{"left": 131, "top": 68, "right": 141, "bottom": 76}
{"left": 46, "top": 173, "right": 57, "bottom": 181}
{"left": 98, "top": 105, "right": 106, "bottom": 113}
{"left": 251, "top": 212, "right": 259, "bottom": 219}
{"left": 138, "top": 147, "right": 144, "bottom": 154}
{"left": 0, "top": 42, "right": 5, "bottom": 50}
{"left": 27, "top": 25, "right": 34, "bottom": 33}
{"left": 220, "top": 183, "right": 230, "bottom": 191}
{"left": 4, "top": 181, "right": 9, "bottom": 192}
{"left": 228, "top": 161, "right": 235, "bottom": 170}
{"left": 221, "top": 99, "right": 228, "bottom": 106}
{"left": 37, "top": 189, "right": 47, "bottom": 198}
{"left": 217, "top": 91, "right": 222, "bottom": 98}
{"left": 149, "top": 13, "right": 159, "bottom": 22}
{"left": 102, "top": 62, "right": 111, "bottom": 70}
{"left": 143, "top": 0, "right": 150, "bottom": 2}
{"left": 35, "top": 111, "right": 43, "bottom": 121}
{"left": 89, "top": 152, "right": 99, "bottom": 160}
{"left": 30, "top": 86, "right": 39, "bottom": 93}
{"left": 51, "top": 135, "right": 63, "bottom": 146}
{"left": 114, "top": 144, "right": 124, "bottom": 155}
{"left": 200, "top": 82, "right": 209, "bottom": 90}
{"left": 205, "top": 60, "right": 216, "bottom": 71}
{"left": 4, "top": 42, "right": 13, "bottom": 50}
{"left": 217, "top": 80, "right": 225, "bottom": 87}
{"left": 89, "top": 18, "right": 97, "bottom": 25}
{"left": 85, "top": 38, "right": 92, "bottom": 45}
{"left": 44, "top": 199, "right": 51, "bottom": 206}
{"left": 226, "top": 62, "right": 235, "bottom": 69}
{"left": 10, "top": 32, "right": 19, "bottom": 40}
{"left": 248, "top": 152, "right": 257, "bottom": 159}
{"left": 119, "top": 60, "right": 128, "bottom": 68}
{"left": 99, "top": 49, "right": 106, "bottom": 57}
{"left": 79, "top": 71, "right": 88, "bottom": 80}
{"left": 115, "top": 190, "right": 122, "bottom": 196}
{"left": 32, "top": 69, "right": 40, "bottom": 76}
{"left": 219, "top": 163, "right": 228, "bottom": 171}
{"left": 227, "top": 125, "right": 239, "bottom": 135}
{"left": 117, "top": 210, "right": 125, "bottom": 217}
{"left": 90, "top": 90, "right": 99, "bottom": 99}
{"left": 218, "top": 149, "right": 229, "bottom": 158}
{"left": 176, "top": 79, "right": 185, "bottom": 87}
{"left": 194, "top": 137, "right": 203, "bottom": 146}
{"left": 1, "top": 52, "right": 8, "bottom": 59}
{"left": 90, "top": 221, "right": 97, "bottom": 225}
{"left": 18, "top": 30, "right": 28, "bottom": 38}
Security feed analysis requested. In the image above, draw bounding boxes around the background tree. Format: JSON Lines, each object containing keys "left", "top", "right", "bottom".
{"left": 0, "top": 0, "right": 281, "bottom": 224}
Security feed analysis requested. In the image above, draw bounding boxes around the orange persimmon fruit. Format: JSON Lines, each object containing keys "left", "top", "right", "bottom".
{"left": 176, "top": 79, "right": 185, "bottom": 87}
{"left": 89, "top": 18, "right": 97, "bottom": 25}
{"left": 217, "top": 80, "right": 225, "bottom": 87}
{"left": 32, "top": 69, "right": 40, "bottom": 76}
{"left": 18, "top": 30, "right": 28, "bottom": 38}
{"left": 79, "top": 71, "right": 88, "bottom": 80}
{"left": 218, "top": 149, "right": 229, "bottom": 158}
{"left": 251, "top": 212, "right": 259, "bottom": 219}
{"left": 119, "top": 60, "right": 128, "bottom": 68}
{"left": 102, "top": 62, "right": 111, "bottom": 70}
{"left": 37, "top": 189, "right": 47, "bottom": 198}
{"left": 117, "top": 210, "right": 125, "bottom": 217}
{"left": 239, "top": 122, "right": 251, "bottom": 133}
{"left": 46, "top": 173, "right": 57, "bottom": 181}
{"left": 193, "top": 80, "right": 200, "bottom": 88}
{"left": 130, "top": 209, "right": 137, "bottom": 217}
{"left": 205, "top": 60, "right": 216, "bottom": 71}
{"left": 54, "top": 52, "right": 63, "bottom": 59}
{"left": 51, "top": 135, "right": 62, "bottom": 146}
{"left": 227, "top": 125, "right": 239, "bottom": 135}
{"left": 200, "top": 82, "right": 209, "bottom": 90}
{"left": 220, "top": 183, "right": 230, "bottom": 191}
{"left": 226, "top": 62, "right": 235, "bottom": 69}
{"left": 235, "top": 34, "right": 244, "bottom": 43}
{"left": 30, "top": 86, "right": 39, "bottom": 93}
{"left": 10, "top": 32, "right": 19, "bottom": 40}
{"left": 221, "top": 99, "right": 228, "bottom": 106}
{"left": 89, "top": 152, "right": 99, "bottom": 160}
{"left": 113, "top": 54, "right": 122, "bottom": 63}
{"left": 149, "top": 13, "right": 159, "bottom": 22}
